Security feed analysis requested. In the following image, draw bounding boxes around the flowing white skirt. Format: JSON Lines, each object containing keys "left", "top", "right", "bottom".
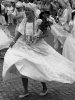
{"left": 0, "top": 28, "right": 12, "bottom": 50}
{"left": 63, "top": 34, "right": 75, "bottom": 62}
{"left": 2, "top": 36, "right": 75, "bottom": 84}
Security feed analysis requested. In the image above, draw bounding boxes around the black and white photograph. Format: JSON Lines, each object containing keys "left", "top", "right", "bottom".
{"left": 0, "top": 0, "right": 75, "bottom": 100}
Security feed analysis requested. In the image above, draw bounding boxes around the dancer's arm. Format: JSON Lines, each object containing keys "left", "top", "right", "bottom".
{"left": 10, "top": 32, "right": 21, "bottom": 48}
{"left": 10, "top": 17, "right": 27, "bottom": 48}
{"left": 14, "top": 32, "right": 22, "bottom": 42}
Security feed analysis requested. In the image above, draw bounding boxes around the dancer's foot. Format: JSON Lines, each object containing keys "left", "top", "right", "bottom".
{"left": 19, "top": 92, "right": 29, "bottom": 98}
{"left": 39, "top": 88, "right": 48, "bottom": 96}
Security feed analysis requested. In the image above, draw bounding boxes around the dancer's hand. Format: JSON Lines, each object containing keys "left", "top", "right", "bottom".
{"left": 9, "top": 41, "right": 15, "bottom": 48}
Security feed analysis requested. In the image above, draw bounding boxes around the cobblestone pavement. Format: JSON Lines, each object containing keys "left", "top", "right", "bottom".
{"left": 0, "top": 25, "right": 75, "bottom": 100}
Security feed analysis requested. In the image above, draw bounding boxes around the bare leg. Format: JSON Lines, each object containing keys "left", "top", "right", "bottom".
{"left": 40, "top": 82, "right": 48, "bottom": 96}
{"left": 19, "top": 76, "right": 29, "bottom": 98}
{"left": 41, "top": 82, "right": 47, "bottom": 91}
{"left": 19, "top": 77, "right": 47, "bottom": 97}
{"left": 22, "top": 77, "right": 28, "bottom": 93}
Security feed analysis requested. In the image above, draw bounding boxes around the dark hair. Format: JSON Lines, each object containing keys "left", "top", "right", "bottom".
{"left": 38, "top": 11, "right": 53, "bottom": 38}
{"left": 39, "top": 11, "right": 50, "bottom": 19}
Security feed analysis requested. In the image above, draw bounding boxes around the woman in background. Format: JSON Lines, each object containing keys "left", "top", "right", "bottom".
{"left": 0, "top": 4, "right": 6, "bottom": 25}
{"left": 7, "top": 2, "right": 14, "bottom": 25}
{"left": 63, "top": 10, "right": 75, "bottom": 63}
{"left": 51, "top": 0, "right": 72, "bottom": 54}
{"left": 0, "top": 4, "right": 13, "bottom": 57}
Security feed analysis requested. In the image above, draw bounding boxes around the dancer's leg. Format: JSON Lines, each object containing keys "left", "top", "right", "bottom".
{"left": 22, "top": 77, "right": 28, "bottom": 93}
{"left": 40, "top": 82, "right": 48, "bottom": 96}
{"left": 19, "top": 76, "right": 29, "bottom": 98}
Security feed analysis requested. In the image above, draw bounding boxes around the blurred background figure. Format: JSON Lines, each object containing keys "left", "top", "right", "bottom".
{"left": 0, "top": 4, "right": 6, "bottom": 25}
{"left": 7, "top": 2, "right": 14, "bottom": 25}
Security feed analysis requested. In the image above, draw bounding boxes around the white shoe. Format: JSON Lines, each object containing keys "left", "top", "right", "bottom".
{"left": 19, "top": 92, "right": 29, "bottom": 98}
{"left": 39, "top": 89, "right": 48, "bottom": 96}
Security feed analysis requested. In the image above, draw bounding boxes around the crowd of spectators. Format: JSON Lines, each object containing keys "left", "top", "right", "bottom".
{"left": 0, "top": 0, "right": 75, "bottom": 26}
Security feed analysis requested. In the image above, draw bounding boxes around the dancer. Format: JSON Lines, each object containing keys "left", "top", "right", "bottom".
{"left": 0, "top": 4, "right": 12, "bottom": 53}
{"left": 51, "top": 0, "right": 71, "bottom": 54}
{"left": 8, "top": 1, "right": 47, "bottom": 97}
{"left": 0, "top": 4, "right": 6, "bottom": 25}
{"left": 11, "top": 1, "right": 26, "bottom": 35}
{"left": 7, "top": 2, "right": 14, "bottom": 25}
{"left": 2, "top": 1, "right": 75, "bottom": 99}
{"left": 63, "top": 10, "right": 75, "bottom": 62}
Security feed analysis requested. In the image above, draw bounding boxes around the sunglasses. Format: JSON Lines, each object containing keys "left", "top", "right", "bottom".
{"left": 16, "top": 7, "right": 23, "bottom": 11}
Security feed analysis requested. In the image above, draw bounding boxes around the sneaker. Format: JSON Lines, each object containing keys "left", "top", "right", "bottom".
{"left": 39, "top": 89, "right": 48, "bottom": 96}
{"left": 19, "top": 92, "right": 29, "bottom": 98}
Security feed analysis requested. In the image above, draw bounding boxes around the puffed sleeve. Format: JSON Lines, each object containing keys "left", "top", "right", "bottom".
{"left": 34, "top": 19, "right": 42, "bottom": 37}
{"left": 35, "top": 19, "right": 42, "bottom": 32}
{"left": 36, "top": 19, "right": 42, "bottom": 25}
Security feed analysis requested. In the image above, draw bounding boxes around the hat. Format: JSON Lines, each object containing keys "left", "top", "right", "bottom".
{"left": 16, "top": 1, "right": 23, "bottom": 8}
{"left": 23, "top": 2, "right": 40, "bottom": 17}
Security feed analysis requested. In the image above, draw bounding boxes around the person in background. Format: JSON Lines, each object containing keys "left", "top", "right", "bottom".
{"left": 0, "top": 4, "right": 12, "bottom": 58}
{"left": 36, "top": 0, "right": 42, "bottom": 10}
{"left": 59, "top": 0, "right": 72, "bottom": 27}
{"left": 63, "top": 10, "right": 75, "bottom": 62}
{"left": 4, "top": 3, "right": 8, "bottom": 25}
{"left": 11, "top": 1, "right": 26, "bottom": 36}
{"left": 49, "top": 0, "right": 58, "bottom": 19}
{"left": 7, "top": 3, "right": 14, "bottom": 25}
{"left": 53, "top": 0, "right": 72, "bottom": 54}
{"left": 0, "top": 4, "right": 6, "bottom": 25}
{"left": 11, "top": 1, "right": 16, "bottom": 25}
